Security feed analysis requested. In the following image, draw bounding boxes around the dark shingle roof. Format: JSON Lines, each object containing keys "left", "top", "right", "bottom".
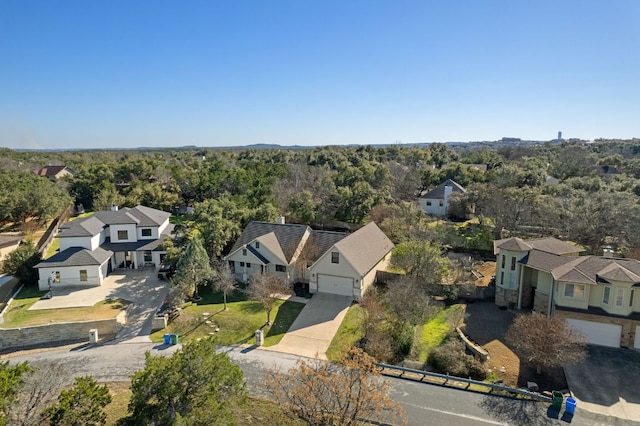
{"left": 36, "top": 247, "right": 113, "bottom": 268}
{"left": 0, "top": 234, "right": 22, "bottom": 249}
{"left": 59, "top": 216, "right": 106, "bottom": 237}
{"left": 419, "top": 179, "right": 465, "bottom": 199}
{"left": 302, "top": 231, "right": 348, "bottom": 262}
{"left": 58, "top": 206, "right": 170, "bottom": 238}
{"left": 229, "top": 222, "right": 311, "bottom": 263}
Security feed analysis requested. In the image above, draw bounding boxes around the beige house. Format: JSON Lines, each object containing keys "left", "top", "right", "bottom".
{"left": 225, "top": 219, "right": 394, "bottom": 299}
{"left": 494, "top": 237, "right": 640, "bottom": 348}
{"left": 35, "top": 165, "right": 74, "bottom": 181}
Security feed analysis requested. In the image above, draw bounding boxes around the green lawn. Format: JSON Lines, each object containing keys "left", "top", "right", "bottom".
{"left": 150, "top": 286, "right": 304, "bottom": 347}
{"left": 414, "top": 304, "right": 464, "bottom": 362}
{"left": 0, "top": 287, "right": 128, "bottom": 328}
{"left": 326, "top": 304, "right": 365, "bottom": 361}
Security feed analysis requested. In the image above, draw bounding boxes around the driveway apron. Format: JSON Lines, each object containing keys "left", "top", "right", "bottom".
{"left": 266, "top": 293, "right": 352, "bottom": 360}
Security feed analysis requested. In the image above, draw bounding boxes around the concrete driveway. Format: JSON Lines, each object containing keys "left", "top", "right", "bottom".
{"left": 29, "top": 270, "right": 171, "bottom": 342}
{"left": 266, "top": 293, "right": 352, "bottom": 360}
{"left": 564, "top": 345, "right": 640, "bottom": 422}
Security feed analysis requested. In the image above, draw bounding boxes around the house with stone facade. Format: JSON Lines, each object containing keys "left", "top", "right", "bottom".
{"left": 225, "top": 218, "right": 394, "bottom": 300}
{"left": 35, "top": 205, "right": 172, "bottom": 291}
{"left": 494, "top": 236, "right": 640, "bottom": 348}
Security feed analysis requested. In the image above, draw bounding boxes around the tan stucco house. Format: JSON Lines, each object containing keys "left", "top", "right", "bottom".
{"left": 494, "top": 236, "right": 640, "bottom": 348}
{"left": 35, "top": 205, "right": 172, "bottom": 291}
{"left": 225, "top": 219, "right": 394, "bottom": 299}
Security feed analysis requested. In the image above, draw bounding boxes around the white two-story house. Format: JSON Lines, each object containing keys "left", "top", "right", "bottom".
{"left": 494, "top": 236, "right": 640, "bottom": 348}
{"left": 35, "top": 205, "right": 172, "bottom": 290}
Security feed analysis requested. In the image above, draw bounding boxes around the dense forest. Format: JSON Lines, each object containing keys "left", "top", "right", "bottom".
{"left": 2, "top": 138, "right": 640, "bottom": 259}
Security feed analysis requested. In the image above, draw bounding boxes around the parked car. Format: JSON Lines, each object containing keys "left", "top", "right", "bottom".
{"left": 157, "top": 264, "right": 175, "bottom": 280}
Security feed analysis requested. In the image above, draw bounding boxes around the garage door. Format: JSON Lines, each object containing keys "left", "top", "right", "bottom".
{"left": 566, "top": 319, "right": 621, "bottom": 348}
{"left": 317, "top": 274, "right": 353, "bottom": 297}
{"left": 635, "top": 326, "right": 640, "bottom": 349}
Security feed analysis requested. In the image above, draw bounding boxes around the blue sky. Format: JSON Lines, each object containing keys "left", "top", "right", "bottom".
{"left": 1, "top": 1, "right": 639, "bottom": 149}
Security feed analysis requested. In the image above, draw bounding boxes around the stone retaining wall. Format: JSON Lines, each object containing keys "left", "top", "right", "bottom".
{"left": 0, "top": 310, "right": 127, "bottom": 352}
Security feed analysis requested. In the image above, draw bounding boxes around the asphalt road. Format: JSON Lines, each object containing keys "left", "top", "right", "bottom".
{"left": 5, "top": 343, "right": 636, "bottom": 426}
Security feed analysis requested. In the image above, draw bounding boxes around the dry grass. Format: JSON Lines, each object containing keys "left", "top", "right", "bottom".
{"left": 0, "top": 287, "right": 128, "bottom": 328}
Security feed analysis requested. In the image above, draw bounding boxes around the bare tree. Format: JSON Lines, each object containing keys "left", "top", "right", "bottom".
{"left": 247, "top": 273, "right": 290, "bottom": 325}
{"left": 7, "top": 363, "right": 69, "bottom": 426}
{"left": 211, "top": 260, "right": 237, "bottom": 311}
{"left": 506, "top": 312, "right": 587, "bottom": 374}
{"left": 266, "top": 346, "right": 406, "bottom": 426}
{"left": 383, "top": 277, "right": 429, "bottom": 326}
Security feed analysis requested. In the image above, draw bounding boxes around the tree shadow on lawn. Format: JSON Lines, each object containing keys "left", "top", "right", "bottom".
{"left": 193, "top": 286, "right": 247, "bottom": 305}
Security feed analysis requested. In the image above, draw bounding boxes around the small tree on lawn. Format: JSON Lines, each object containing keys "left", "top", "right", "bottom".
{"left": 266, "top": 346, "right": 406, "bottom": 426}
{"left": 172, "top": 233, "right": 212, "bottom": 301}
{"left": 247, "top": 272, "right": 289, "bottom": 325}
{"left": 43, "top": 376, "right": 111, "bottom": 426}
{"left": 125, "top": 338, "right": 245, "bottom": 425}
{"left": 211, "top": 260, "right": 237, "bottom": 310}
{"left": 1, "top": 242, "right": 41, "bottom": 286}
{"left": 506, "top": 312, "right": 587, "bottom": 374}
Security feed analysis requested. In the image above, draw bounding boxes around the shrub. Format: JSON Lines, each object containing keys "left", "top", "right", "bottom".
{"left": 428, "top": 337, "right": 486, "bottom": 380}
{"left": 391, "top": 321, "right": 415, "bottom": 360}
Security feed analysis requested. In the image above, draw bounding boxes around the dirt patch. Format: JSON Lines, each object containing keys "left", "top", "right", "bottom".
{"left": 474, "top": 261, "right": 496, "bottom": 286}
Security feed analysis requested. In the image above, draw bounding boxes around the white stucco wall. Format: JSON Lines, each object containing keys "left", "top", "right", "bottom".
{"left": 137, "top": 226, "right": 160, "bottom": 240}
{"left": 108, "top": 224, "right": 138, "bottom": 243}
{"left": 59, "top": 236, "right": 94, "bottom": 252}
{"left": 38, "top": 264, "right": 104, "bottom": 290}
{"left": 419, "top": 198, "right": 446, "bottom": 216}
{"left": 308, "top": 248, "right": 358, "bottom": 294}
{"left": 556, "top": 281, "right": 590, "bottom": 310}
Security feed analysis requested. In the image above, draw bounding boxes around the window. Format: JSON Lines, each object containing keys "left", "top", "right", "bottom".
{"left": 117, "top": 230, "right": 128, "bottom": 240}
{"left": 240, "top": 262, "right": 245, "bottom": 267}
{"left": 615, "top": 288, "right": 624, "bottom": 307}
{"left": 242, "top": 249, "right": 247, "bottom": 256}
{"left": 54, "top": 271, "right": 60, "bottom": 283}
{"left": 141, "top": 228, "right": 152, "bottom": 237}
{"left": 510, "top": 257, "right": 516, "bottom": 271}
{"left": 426, "top": 201, "right": 432, "bottom": 206}
{"left": 630, "top": 290, "right": 635, "bottom": 307}
{"left": 331, "top": 252, "right": 339, "bottom": 264}
{"left": 500, "top": 272, "right": 504, "bottom": 287}
{"left": 144, "top": 250, "right": 152, "bottom": 262}
{"left": 255, "top": 241, "right": 260, "bottom": 248}
{"left": 275, "top": 265, "right": 286, "bottom": 272}
{"left": 564, "top": 283, "right": 585, "bottom": 299}
{"left": 439, "top": 200, "right": 444, "bottom": 207}
{"left": 229, "top": 261, "right": 235, "bottom": 273}
{"left": 603, "top": 286, "right": 610, "bottom": 305}
{"left": 246, "top": 263, "right": 251, "bottom": 268}
{"left": 501, "top": 255, "right": 505, "bottom": 268}
{"left": 79, "top": 270, "right": 87, "bottom": 282}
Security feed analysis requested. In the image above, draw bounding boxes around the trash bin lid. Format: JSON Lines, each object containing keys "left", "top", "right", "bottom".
{"left": 566, "top": 397, "right": 576, "bottom": 404}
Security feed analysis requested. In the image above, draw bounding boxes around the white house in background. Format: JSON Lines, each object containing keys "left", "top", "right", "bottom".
{"left": 225, "top": 218, "right": 394, "bottom": 300}
{"left": 418, "top": 179, "right": 466, "bottom": 216}
{"left": 35, "top": 205, "right": 172, "bottom": 291}
{"left": 494, "top": 236, "right": 640, "bottom": 349}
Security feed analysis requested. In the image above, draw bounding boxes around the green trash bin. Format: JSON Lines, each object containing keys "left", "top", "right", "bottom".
{"left": 170, "top": 334, "right": 179, "bottom": 345}
{"left": 552, "top": 391, "right": 564, "bottom": 409}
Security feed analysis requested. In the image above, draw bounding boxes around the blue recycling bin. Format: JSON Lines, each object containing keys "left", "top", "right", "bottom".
{"left": 163, "top": 334, "right": 171, "bottom": 345}
{"left": 565, "top": 397, "right": 577, "bottom": 415}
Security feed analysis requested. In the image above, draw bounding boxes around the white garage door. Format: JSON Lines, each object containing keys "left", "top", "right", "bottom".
{"left": 566, "top": 319, "right": 621, "bottom": 348}
{"left": 317, "top": 274, "right": 354, "bottom": 297}
{"left": 635, "top": 326, "right": 640, "bottom": 349}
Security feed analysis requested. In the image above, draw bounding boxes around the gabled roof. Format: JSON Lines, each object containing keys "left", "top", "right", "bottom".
{"left": 419, "top": 179, "right": 465, "bottom": 200}
{"left": 520, "top": 248, "right": 640, "bottom": 285}
{"left": 58, "top": 206, "right": 170, "bottom": 238}
{"left": 301, "top": 230, "right": 348, "bottom": 262}
{"left": 229, "top": 222, "right": 311, "bottom": 263}
{"left": 494, "top": 237, "right": 583, "bottom": 256}
{"left": 332, "top": 222, "right": 394, "bottom": 276}
{"left": 36, "top": 165, "right": 73, "bottom": 178}
{"left": 36, "top": 247, "right": 113, "bottom": 268}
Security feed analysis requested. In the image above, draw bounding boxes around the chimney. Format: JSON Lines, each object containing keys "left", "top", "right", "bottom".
{"left": 603, "top": 246, "right": 614, "bottom": 258}
{"left": 111, "top": 205, "right": 119, "bottom": 211}
{"left": 276, "top": 216, "right": 285, "bottom": 225}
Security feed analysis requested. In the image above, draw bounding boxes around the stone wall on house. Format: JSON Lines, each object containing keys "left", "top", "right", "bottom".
{"left": 495, "top": 287, "right": 518, "bottom": 307}
{"left": 0, "top": 310, "right": 126, "bottom": 352}
{"left": 533, "top": 292, "right": 549, "bottom": 314}
{"left": 553, "top": 310, "right": 640, "bottom": 348}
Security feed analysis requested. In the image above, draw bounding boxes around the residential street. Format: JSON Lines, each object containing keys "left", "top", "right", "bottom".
{"left": 5, "top": 343, "right": 634, "bottom": 426}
